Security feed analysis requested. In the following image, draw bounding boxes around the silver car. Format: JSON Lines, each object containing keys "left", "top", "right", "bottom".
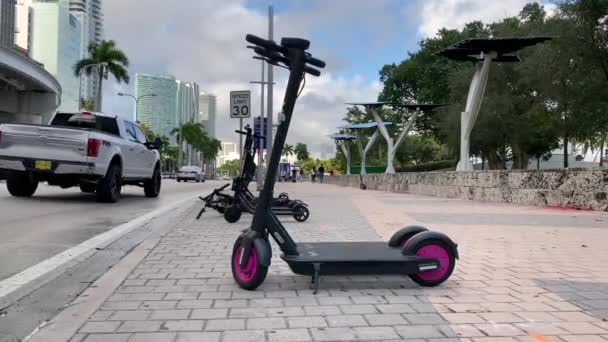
{"left": 177, "top": 166, "right": 204, "bottom": 182}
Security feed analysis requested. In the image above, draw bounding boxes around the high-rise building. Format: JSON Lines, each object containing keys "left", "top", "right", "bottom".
{"left": 0, "top": 0, "right": 16, "bottom": 48}
{"left": 198, "top": 92, "right": 217, "bottom": 175}
{"left": 198, "top": 92, "right": 216, "bottom": 138}
{"left": 176, "top": 80, "right": 200, "bottom": 165}
{"left": 15, "top": 0, "right": 32, "bottom": 52}
{"left": 135, "top": 73, "right": 178, "bottom": 141}
{"left": 30, "top": 0, "right": 81, "bottom": 113}
{"left": 67, "top": 0, "right": 103, "bottom": 102}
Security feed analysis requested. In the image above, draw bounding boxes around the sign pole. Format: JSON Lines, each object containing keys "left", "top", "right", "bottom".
{"left": 257, "top": 62, "right": 265, "bottom": 190}
{"left": 239, "top": 118, "right": 243, "bottom": 170}
{"left": 266, "top": 5, "right": 274, "bottom": 177}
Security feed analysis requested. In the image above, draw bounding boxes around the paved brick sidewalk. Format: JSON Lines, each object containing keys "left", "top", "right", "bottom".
{"left": 55, "top": 183, "right": 608, "bottom": 342}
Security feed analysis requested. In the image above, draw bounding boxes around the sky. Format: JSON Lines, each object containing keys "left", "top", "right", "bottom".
{"left": 102, "top": 0, "right": 555, "bottom": 158}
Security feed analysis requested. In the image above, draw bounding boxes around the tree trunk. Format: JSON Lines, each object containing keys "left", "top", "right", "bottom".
{"left": 600, "top": 131, "right": 606, "bottom": 168}
{"left": 486, "top": 150, "right": 502, "bottom": 170}
{"left": 481, "top": 151, "right": 485, "bottom": 171}
{"left": 95, "top": 69, "right": 103, "bottom": 112}
{"left": 563, "top": 134, "right": 569, "bottom": 168}
{"left": 177, "top": 138, "right": 182, "bottom": 168}
{"left": 536, "top": 155, "right": 540, "bottom": 170}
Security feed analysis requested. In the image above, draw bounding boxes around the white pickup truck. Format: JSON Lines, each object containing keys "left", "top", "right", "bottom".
{"left": 0, "top": 111, "right": 162, "bottom": 202}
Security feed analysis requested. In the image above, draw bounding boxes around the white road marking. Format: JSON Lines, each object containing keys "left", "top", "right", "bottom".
{"left": 0, "top": 196, "right": 194, "bottom": 306}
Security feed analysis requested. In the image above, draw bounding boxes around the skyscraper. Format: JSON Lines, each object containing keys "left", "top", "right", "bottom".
{"left": 176, "top": 80, "right": 200, "bottom": 165}
{"left": 30, "top": 0, "right": 81, "bottom": 113}
{"left": 15, "top": 0, "right": 32, "bottom": 52}
{"left": 135, "top": 74, "right": 178, "bottom": 140}
{"left": 198, "top": 92, "right": 216, "bottom": 138}
{"left": 0, "top": 0, "right": 16, "bottom": 48}
{"left": 67, "top": 0, "right": 103, "bottom": 102}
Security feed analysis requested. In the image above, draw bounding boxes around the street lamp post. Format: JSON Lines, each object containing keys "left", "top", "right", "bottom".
{"left": 117, "top": 92, "right": 157, "bottom": 121}
{"left": 78, "top": 62, "right": 108, "bottom": 111}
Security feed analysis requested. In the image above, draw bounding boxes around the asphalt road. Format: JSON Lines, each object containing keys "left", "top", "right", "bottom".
{"left": 0, "top": 179, "right": 217, "bottom": 281}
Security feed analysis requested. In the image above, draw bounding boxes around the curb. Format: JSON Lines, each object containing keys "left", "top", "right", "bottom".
{"left": 24, "top": 203, "right": 195, "bottom": 342}
{"left": 0, "top": 196, "right": 195, "bottom": 310}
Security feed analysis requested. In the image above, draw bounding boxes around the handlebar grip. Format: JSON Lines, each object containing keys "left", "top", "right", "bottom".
{"left": 246, "top": 34, "right": 278, "bottom": 50}
{"left": 235, "top": 130, "right": 247, "bottom": 135}
{"left": 305, "top": 65, "right": 321, "bottom": 77}
{"left": 306, "top": 56, "right": 326, "bottom": 68}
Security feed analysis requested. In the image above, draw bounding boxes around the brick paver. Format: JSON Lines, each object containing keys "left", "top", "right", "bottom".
{"left": 59, "top": 182, "right": 608, "bottom": 341}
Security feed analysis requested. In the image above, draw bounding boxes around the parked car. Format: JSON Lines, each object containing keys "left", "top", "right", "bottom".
{"left": 177, "top": 166, "right": 205, "bottom": 182}
{"left": 0, "top": 111, "right": 162, "bottom": 202}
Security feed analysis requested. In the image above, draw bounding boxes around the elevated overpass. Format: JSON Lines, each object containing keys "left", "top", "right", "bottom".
{"left": 0, "top": 46, "right": 61, "bottom": 125}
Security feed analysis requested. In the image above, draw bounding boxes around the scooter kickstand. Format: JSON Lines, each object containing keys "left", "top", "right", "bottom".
{"left": 311, "top": 263, "right": 321, "bottom": 294}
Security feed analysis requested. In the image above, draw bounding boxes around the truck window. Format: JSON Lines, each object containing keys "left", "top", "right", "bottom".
{"left": 134, "top": 126, "right": 148, "bottom": 144}
{"left": 123, "top": 121, "right": 138, "bottom": 142}
{"left": 50, "top": 113, "right": 120, "bottom": 136}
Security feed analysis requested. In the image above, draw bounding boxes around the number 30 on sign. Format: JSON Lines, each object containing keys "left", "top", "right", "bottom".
{"left": 230, "top": 90, "right": 251, "bottom": 119}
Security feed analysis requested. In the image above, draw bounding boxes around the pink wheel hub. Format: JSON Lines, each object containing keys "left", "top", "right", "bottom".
{"left": 415, "top": 244, "right": 451, "bottom": 281}
{"left": 233, "top": 245, "right": 258, "bottom": 282}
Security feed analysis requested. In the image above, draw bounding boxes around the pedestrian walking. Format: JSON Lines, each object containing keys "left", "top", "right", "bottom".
{"left": 300, "top": 168, "right": 305, "bottom": 182}
{"left": 318, "top": 164, "right": 325, "bottom": 184}
{"left": 291, "top": 168, "right": 297, "bottom": 183}
{"left": 311, "top": 167, "right": 316, "bottom": 183}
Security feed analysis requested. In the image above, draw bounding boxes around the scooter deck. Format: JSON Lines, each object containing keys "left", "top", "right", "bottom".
{"left": 281, "top": 242, "right": 437, "bottom": 275}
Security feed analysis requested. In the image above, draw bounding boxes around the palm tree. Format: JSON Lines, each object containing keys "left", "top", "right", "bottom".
{"left": 74, "top": 40, "right": 129, "bottom": 112}
{"left": 282, "top": 144, "right": 294, "bottom": 159}
{"left": 171, "top": 122, "right": 209, "bottom": 167}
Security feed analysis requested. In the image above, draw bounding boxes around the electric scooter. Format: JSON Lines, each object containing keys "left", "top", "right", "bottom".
{"left": 230, "top": 34, "right": 458, "bottom": 294}
{"left": 196, "top": 183, "right": 232, "bottom": 219}
{"left": 223, "top": 127, "right": 309, "bottom": 223}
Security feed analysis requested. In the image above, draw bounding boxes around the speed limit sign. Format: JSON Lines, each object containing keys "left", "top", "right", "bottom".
{"left": 230, "top": 90, "right": 251, "bottom": 118}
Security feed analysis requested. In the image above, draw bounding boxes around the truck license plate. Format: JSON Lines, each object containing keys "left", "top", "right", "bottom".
{"left": 35, "top": 160, "right": 52, "bottom": 170}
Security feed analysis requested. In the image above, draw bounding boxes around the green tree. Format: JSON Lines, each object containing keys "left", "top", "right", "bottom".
{"left": 137, "top": 121, "right": 156, "bottom": 141}
{"left": 79, "top": 98, "right": 95, "bottom": 111}
{"left": 282, "top": 144, "right": 294, "bottom": 159}
{"left": 294, "top": 143, "right": 310, "bottom": 162}
{"left": 171, "top": 122, "right": 209, "bottom": 167}
{"left": 74, "top": 40, "right": 129, "bottom": 112}
{"left": 219, "top": 159, "right": 240, "bottom": 177}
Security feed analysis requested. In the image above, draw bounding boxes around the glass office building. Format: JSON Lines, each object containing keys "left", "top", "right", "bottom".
{"left": 135, "top": 74, "right": 178, "bottom": 140}
{"left": 30, "top": 0, "right": 81, "bottom": 114}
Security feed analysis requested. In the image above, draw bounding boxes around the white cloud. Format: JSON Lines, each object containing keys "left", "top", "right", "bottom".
{"left": 102, "top": 0, "right": 384, "bottom": 157}
{"left": 417, "top": 0, "right": 555, "bottom": 37}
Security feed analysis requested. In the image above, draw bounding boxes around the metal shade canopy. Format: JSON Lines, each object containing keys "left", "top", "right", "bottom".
{"left": 438, "top": 37, "right": 552, "bottom": 55}
{"left": 344, "top": 102, "right": 445, "bottom": 174}
{"left": 436, "top": 36, "right": 551, "bottom": 171}
{"left": 330, "top": 133, "right": 356, "bottom": 141}
{"left": 338, "top": 122, "right": 392, "bottom": 129}
{"left": 330, "top": 133, "right": 355, "bottom": 175}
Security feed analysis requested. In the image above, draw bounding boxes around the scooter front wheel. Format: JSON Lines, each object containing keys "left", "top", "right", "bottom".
{"left": 231, "top": 239, "right": 268, "bottom": 290}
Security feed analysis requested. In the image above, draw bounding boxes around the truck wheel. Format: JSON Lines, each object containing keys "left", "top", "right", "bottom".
{"left": 144, "top": 166, "right": 161, "bottom": 198}
{"left": 79, "top": 183, "right": 96, "bottom": 193}
{"left": 96, "top": 164, "right": 122, "bottom": 203}
{"left": 7, "top": 172, "right": 38, "bottom": 197}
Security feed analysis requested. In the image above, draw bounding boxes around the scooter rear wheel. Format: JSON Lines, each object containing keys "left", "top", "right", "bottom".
{"left": 224, "top": 205, "right": 242, "bottom": 223}
{"left": 231, "top": 238, "right": 268, "bottom": 290}
{"left": 409, "top": 240, "right": 455, "bottom": 287}
{"left": 293, "top": 205, "right": 310, "bottom": 222}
